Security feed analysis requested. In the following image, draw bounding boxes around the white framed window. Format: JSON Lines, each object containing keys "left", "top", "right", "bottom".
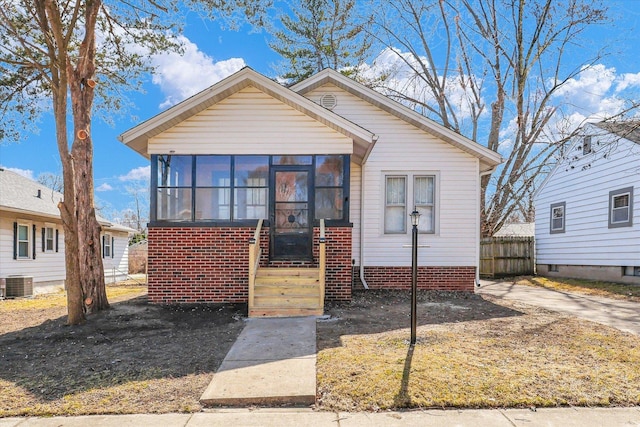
{"left": 384, "top": 176, "right": 406, "bottom": 233}
{"left": 414, "top": 176, "right": 435, "bottom": 233}
{"left": 16, "top": 223, "right": 31, "bottom": 259}
{"left": 609, "top": 187, "right": 633, "bottom": 228}
{"left": 102, "top": 234, "right": 112, "bottom": 258}
{"left": 384, "top": 173, "right": 437, "bottom": 234}
{"left": 45, "top": 226, "right": 55, "bottom": 252}
{"left": 550, "top": 202, "right": 565, "bottom": 234}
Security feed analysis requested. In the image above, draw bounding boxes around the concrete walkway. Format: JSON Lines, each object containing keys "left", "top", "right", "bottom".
{"left": 478, "top": 280, "right": 640, "bottom": 335}
{"left": 2, "top": 407, "right": 640, "bottom": 426}
{"left": 199, "top": 316, "right": 316, "bottom": 406}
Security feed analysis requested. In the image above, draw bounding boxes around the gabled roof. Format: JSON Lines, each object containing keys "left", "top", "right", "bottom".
{"left": 594, "top": 121, "right": 640, "bottom": 144}
{"left": 291, "top": 68, "right": 503, "bottom": 172}
{"left": 0, "top": 168, "right": 136, "bottom": 233}
{"left": 533, "top": 120, "right": 640, "bottom": 200}
{"left": 118, "top": 67, "right": 376, "bottom": 159}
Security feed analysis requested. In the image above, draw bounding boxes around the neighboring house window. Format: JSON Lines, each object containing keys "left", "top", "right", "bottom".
{"left": 16, "top": 223, "right": 31, "bottom": 259}
{"left": 385, "top": 176, "right": 406, "bottom": 233}
{"left": 384, "top": 174, "right": 437, "bottom": 234}
{"left": 609, "top": 187, "right": 633, "bottom": 228}
{"left": 550, "top": 202, "right": 565, "bottom": 233}
{"left": 582, "top": 136, "right": 592, "bottom": 155}
{"left": 102, "top": 234, "right": 112, "bottom": 258}
{"left": 44, "top": 226, "right": 55, "bottom": 252}
{"left": 623, "top": 266, "right": 640, "bottom": 277}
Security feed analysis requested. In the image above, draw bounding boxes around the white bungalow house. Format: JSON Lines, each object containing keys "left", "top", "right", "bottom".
{"left": 534, "top": 121, "right": 640, "bottom": 284}
{"left": 0, "top": 167, "right": 135, "bottom": 296}
{"left": 119, "top": 67, "right": 502, "bottom": 316}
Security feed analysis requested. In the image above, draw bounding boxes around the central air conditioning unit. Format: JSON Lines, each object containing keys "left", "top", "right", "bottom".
{"left": 6, "top": 276, "right": 33, "bottom": 297}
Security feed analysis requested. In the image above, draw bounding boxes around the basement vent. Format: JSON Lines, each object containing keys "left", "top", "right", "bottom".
{"left": 319, "top": 94, "right": 337, "bottom": 110}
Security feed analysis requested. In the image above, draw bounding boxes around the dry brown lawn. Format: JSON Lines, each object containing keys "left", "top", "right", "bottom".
{"left": 1, "top": 279, "right": 639, "bottom": 416}
{"left": 316, "top": 290, "right": 640, "bottom": 411}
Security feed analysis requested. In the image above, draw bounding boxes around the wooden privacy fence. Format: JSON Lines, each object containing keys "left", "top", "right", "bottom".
{"left": 480, "top": 236, "right": 535, "bottom": 278}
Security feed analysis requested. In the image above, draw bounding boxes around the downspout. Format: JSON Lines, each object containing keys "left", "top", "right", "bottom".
{"left": 476, "top": 163, "right": 499, "bottom": 287}
{"left": 359, "top": 135, "right": 379, "bottom": 290}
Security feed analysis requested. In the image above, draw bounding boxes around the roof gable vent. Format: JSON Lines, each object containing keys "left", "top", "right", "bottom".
{"left": 319, "top": 94, "right": 337, "bottom": 110}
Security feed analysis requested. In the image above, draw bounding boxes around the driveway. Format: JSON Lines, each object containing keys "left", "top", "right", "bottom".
{"left": 478, "top": 280, "right": 640, "bottom": 335}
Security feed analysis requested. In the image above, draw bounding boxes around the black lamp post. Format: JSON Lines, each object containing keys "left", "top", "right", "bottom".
{"left": 410, "top": 208, "right": 421, "bottom": 345}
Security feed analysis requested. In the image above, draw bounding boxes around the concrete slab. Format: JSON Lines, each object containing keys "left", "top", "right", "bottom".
{"left": 189, "top": 409, "right": 337, "bottom": 426}
{"left": 503, "top": 407, "right": 640, "bottom": 426}
{"left": 479, "top": 281, "right": 640, "bottom": 335}
{"left": 0, "top": 419, "right": 23, "bottom": 427}
{"left": 338, "top": 410, "right": 515, "bottom": 427}
{"left": 16, "top": 414, "right": 192, "bottom": 426}
{"left": 200, "top": 316, "right": 317, "bottom": 406}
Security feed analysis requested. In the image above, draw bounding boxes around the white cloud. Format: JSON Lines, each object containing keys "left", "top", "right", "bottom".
{"left": 96, "top": 183, "right": 114, "bottom": 192}
{"left": 4, "top": 167, "right": 34, "bottom": 180}
{"left": 150, "top": 35, "right": 246, "bottom": 108}
{"left": 119, "top": 166, "right": 150, "bottom": 182}
{"left": 615, "top": 72, "right": 640, "bottom": 92}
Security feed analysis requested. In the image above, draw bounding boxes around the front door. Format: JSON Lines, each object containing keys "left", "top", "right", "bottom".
{"left": 270, "top": 166, "right": 313, "bottom": 260}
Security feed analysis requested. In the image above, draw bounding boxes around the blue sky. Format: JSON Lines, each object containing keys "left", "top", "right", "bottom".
{"left": 1, "top": 1, "right": 639, "bottom": 222}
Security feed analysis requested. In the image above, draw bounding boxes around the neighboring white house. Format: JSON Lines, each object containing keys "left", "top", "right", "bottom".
{"left": 0, "top": 167, "right": 135, "bottom": 295}
{"left": 119, "top": 67, "right": 502, "bottom": 312}
{"left": 534, "top": 121, "right": 640, "bottom": 284}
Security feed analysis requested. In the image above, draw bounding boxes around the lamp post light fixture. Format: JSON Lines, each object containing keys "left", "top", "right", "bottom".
{"left": 410, "top": 208, "right": 421, "bottom": 345}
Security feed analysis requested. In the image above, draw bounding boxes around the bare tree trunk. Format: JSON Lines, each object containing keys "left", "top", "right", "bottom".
{"left": 69, "top": 0, "right": 109, "bottom": 313}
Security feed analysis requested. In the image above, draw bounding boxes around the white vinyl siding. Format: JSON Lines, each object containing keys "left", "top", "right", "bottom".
{"left": 535, "top": 124, "right": 640, "bottom": 266}
{"left": 149, "top": 86, "right": 353, "bottom": 156}
{"left": 306, "top": 84, "right": 480, "bottom": 267}
{"left": 102, "top": 231, "right": 131, "bottom": 283}
{"left": 0, "top": 215, "right": 66, "bottom": 292}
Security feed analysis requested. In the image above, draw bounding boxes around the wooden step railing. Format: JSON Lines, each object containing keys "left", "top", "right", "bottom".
{"left": 248, "top": 219, "right": 263, "bottom": 314}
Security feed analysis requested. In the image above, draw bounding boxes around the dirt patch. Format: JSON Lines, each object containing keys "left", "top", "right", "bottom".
{"left": 0, "top": 288, "right": 246, "bottom": 416}
{"left": 317, "top": 290, "right": 521, "bottom": 351}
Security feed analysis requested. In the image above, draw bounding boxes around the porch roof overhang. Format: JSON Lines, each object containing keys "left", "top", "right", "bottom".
{"left": 118, "top": 67, "right": 376, "bottom": 164}
{"left": 292, "top": 69, "right": 503, "bottom": 172}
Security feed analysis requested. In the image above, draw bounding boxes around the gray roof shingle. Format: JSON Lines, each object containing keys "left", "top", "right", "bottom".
{"left": 0, "top": 167, "right": 135, "bottom": 233}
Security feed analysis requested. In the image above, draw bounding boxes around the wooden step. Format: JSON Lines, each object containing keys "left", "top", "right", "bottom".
{"left": 249, "top": 307, "right": 324, "bottom": 317}
{"left": 254, "top": 284, "right": 320, "bottom": 297}
{"left": 253, "top": 295, "right": 322, "bottom": 308}
{"left": 257, "top": 267, "right": 319, "bottom": 277}
{"left": 255, "top": 276, "right": 319, "bottom": 286}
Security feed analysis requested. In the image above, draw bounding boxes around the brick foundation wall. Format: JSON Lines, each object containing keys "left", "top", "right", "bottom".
{"left": 353, "top": 266, "right": 476, "bottom": 292}
{"left": 147, "top": 225, "right": 352, "bottom": 304}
